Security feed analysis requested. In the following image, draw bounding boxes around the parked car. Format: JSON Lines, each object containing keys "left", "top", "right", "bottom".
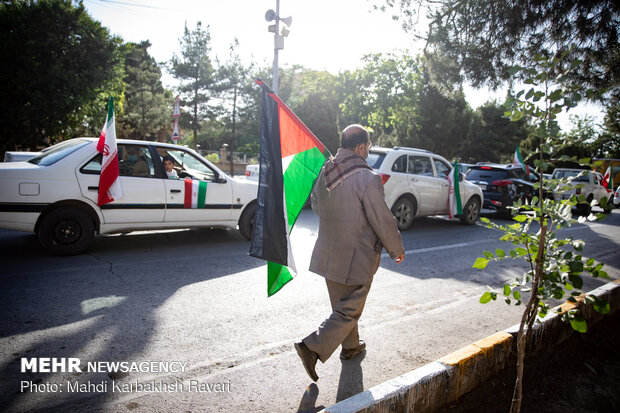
{"left": 551, "top": 168, "right": 612, "bottom": 214}
{"left": 245, "top": 164, "right": 259, "bottom": 181}
{"left": 366, "top": 147, "right": 483, "bottom": 230}
{"left": 614, "top": 186, "right": 620, "bottom": 208}
{"left": 0, "top": 138, "right": 259, "bottom": 255}
{"left": 465, "top": 163, "right": 540, "bottom": 219}
{"left": 3, "top": 151, "right": 42, "bottom": 162}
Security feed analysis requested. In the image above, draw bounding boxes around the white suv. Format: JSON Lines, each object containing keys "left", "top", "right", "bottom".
{"left": 551, "top": 168, "right": 612, "bottom": 214}
{"left": 367, "top": 147, "right": 483, "bottom": 230}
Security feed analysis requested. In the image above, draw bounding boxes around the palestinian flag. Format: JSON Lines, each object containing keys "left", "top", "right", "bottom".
{"left": 448, "top": 161, "right": 463, "bottom": 218}
{"left": 184, "top": 179, "right": 207, "bottom": 208}
{"left": 96, "top": 97, "right": 122, "bottom": 206}
{"left": 250, "top": 79, "right": 330, "bottom": 296}
{"left": 513, "top": 145, "right": 529, "bottom": 175}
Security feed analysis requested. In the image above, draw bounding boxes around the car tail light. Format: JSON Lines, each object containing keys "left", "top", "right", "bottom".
{"left": 492, "top": 180, "right": 512, "bottom": 187}
{"left": 480, "top": 166, "right": 492, "bottom": 169}
{"left": 245, "top": 170, "right": 251, "bottom": 177}
{"left": 491, "top": 200, "right": 503, "bottom": 206}
{"left": 380, "top": 173, "right": 390, "bottom": 185}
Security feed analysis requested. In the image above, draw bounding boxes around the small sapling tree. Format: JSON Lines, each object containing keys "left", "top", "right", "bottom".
{"left": 473, "top": 50, "right": 611, "bottom": 413}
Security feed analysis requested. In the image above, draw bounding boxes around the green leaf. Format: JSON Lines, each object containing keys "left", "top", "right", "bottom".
{"left": 503, "top": 284, "right": 511, "bottom": 296}
{"left": 569, "top": 261, "right": 584, "bottom": 274}
{"left": 483, "top": 250, "right": 494, "bottom": 259}
{"left": 568, "top": 273, "right": 583, "bottom": 289}
{"left": 513, "top": 214, "right": 528, "bottom": 222}
{"left": 513, "top": 290, "right": 521, "bottom": 300}
{"left": 495, "top": 249, "right": 506, "bottom": 258}
{"left": 515, "top": 247, "right": 528, "bottom": 256}
{"left": 480, "top": 217, "right": 490, "bottom": 224}
{"left": 510, "top": 250, "right": 518, "bottom": 257}
{"left": 480, "top": 291, "right": 494, "bottom": 304}
{"left": 473, "top": 257, "right": 490, "bottom": 269}
{"left": 570, "top": 317, "right": 587, "bottom": 333}
{"left": 593, "top": 300, "right": 610, "bottom": 314}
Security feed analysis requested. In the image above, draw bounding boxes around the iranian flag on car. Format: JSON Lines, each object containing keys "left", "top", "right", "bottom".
{"left": 184, "top": 179, "right": 207, "bottom": 208}
{"left": 96, "top": 97, "right": 122, "bottom": 206}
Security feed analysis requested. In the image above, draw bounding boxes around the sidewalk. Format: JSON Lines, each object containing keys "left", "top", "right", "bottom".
{"left": 323, "top": 279, "right": 620, "bottom": 412}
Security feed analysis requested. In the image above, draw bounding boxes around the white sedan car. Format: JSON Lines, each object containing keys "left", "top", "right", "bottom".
{"left": 0, "top": 138, "right": 258, "bottom": 255}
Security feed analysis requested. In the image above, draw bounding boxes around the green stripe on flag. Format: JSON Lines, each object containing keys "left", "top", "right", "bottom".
{"left": 197, "top": 181, "right": 207, "bottom": 208}
{"left": 454, "top": 163, "right": 462, "bottom": 215}
{"left": 267, "top": 261, "right": 293, "bottom": 297}
{"left": 283, "top": 146, "right": 326, "bottom": 231}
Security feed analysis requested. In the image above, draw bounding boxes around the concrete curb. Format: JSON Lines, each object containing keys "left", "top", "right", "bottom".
{"left": 323, "top": 279, "right": 620, "bottom": 413}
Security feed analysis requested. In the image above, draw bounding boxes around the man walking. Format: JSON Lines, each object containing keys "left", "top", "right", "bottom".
{"left": 295, "top": 124, "right": 405, "bottom": 382}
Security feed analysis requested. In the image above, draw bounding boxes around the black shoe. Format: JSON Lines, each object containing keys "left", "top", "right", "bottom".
{"left": 294, "top": 341, "right": 319, "bottom": 382}
{"left": 340, "top": 340, "right": 366, "bottom": 360}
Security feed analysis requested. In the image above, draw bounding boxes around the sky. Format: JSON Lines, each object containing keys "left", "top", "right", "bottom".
{"left": 82, "top": 0, "right": 601, "bottom": 130}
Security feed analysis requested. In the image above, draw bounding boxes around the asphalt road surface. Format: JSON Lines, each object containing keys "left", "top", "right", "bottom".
{"left": 1, "top": 208, "right": 619, "bottom": 412}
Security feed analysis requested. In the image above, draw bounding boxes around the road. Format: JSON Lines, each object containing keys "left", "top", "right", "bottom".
{"left": 1, "top": 209, "right": 619, "bottom": 412}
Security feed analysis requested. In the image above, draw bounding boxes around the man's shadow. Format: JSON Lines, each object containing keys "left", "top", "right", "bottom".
{"left": 336, "top": 350, "right": 366, "bottom": 402}
{"left": 296, "top": 351, "right": 366, "bottom": 412}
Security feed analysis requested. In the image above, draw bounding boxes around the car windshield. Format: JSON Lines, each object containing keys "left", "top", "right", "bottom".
{"left": 28, "top": 139, "right": 88, "bottom": 166}
{"left": 552, "top": 169, "right": 589, "bottom": 182}
{"left": 367, "top": 152, "right": 385, "bottom": 169}
{"left": 466, "top": 168, "right": 508, "bottom": 180}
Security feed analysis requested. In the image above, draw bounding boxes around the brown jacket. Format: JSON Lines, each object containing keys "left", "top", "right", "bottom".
{"left": 309, "top": 150, "right": 404, "bottom": 285}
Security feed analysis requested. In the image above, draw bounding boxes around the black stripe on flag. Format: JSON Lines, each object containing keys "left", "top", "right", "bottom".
{"left": 249, "top": 80, "right": 288, "bottom": 266}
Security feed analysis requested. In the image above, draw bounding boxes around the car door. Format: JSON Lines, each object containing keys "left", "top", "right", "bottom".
{"left": 407, "top": 155, "right": 441, "bottom": 214}
{"left": 432, "top": 157, "right": 452, "bottom": 214}
{"left": 159, "top": 148, "right": 234, "bottom": 223}
{"left": 77, "top": 143, "right": 166, "bottom": 224}
{"left": 591, "top": 172, "right": 608, "bottom": 202}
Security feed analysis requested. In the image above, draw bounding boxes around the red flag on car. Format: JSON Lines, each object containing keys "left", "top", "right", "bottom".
{"left": 96, "top": 97, "right": 122, "bottom": 206}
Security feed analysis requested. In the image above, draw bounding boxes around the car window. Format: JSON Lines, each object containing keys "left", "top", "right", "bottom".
{"left": 466, "top": 168, "right": 508, "bottom": 180}
{"left": 80, "top": 154, "right": 102, "bottom": 174}
{"left": 28, "top": 139, "right": 88, "bottom": 166}
{"left": 118, "top": 145, "right": 155, "bottom": 177}
{"left": 408, "top": 155, "right": 434, "bottom": 176}
{"left": 513, "top": 168, "right": 527, "bottom": 180}
{"left": 391, "top": 155, "right": 407, "bottom": 173}
{"left": 156, "top": 148, "right": 216, "bottom": 181}
{"left": 366, "top": 152, "right": 385, "bottom": 169}
{"left": 80, "top": 145, "right": 156, "bottom": 178}
{"left": 433, "top": 159, "right": 451, "bottom": 178}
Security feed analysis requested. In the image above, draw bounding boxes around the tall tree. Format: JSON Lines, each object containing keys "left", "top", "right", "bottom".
{"left": 117, "top": 41, "right": 171, "bottom": 141}
{"left": 0, "top": 0, "right": 124, "bottom": 152}
{"left": 377, "top": 0, "right": 620, "bottom": 103}
{"left": 461, "top": 101, "right": 532, "bottom": 163}
{"left": 216, "top": 39, "right": 255, "bottom": 175}
{"left": 169, "top": 22, "right": 215, "bottom": 150}
{"left": 339, "top": 52, "right": 423, "bottom": 148}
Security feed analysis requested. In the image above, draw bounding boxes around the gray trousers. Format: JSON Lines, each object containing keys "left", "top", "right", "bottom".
{"left": 302, "top": 279, "right": 371, "bottom": 363}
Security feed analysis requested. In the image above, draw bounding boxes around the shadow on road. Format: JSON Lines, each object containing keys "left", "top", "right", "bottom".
{"left": 0, "top": 227, "right": 263, "bottom": 411}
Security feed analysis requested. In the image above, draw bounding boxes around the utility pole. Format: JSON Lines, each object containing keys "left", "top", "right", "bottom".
{"left": 265, "top": 0, "right": 292, "bottom": 94}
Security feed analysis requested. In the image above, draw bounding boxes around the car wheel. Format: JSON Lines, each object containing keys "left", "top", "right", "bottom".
{"left": 238, "top": 202, "right": 257, "bottom": 240}
{"left": 38, "top": 207, "right": 95, "bottom": 255}
{"left": 460, "top": 197, "right": 480, "bottom": 225}
{"left": 578, "top": 195, "right": 593, "bottom": 215}
{"left": 391, "top": 197, "right": 416, "bottom": 231}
